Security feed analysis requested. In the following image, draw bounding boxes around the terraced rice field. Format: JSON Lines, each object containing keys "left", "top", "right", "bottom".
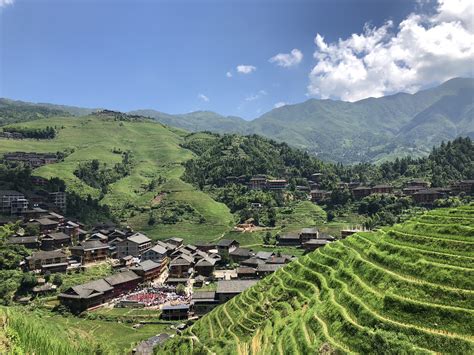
{"left": 162, "top": 205, "right": 474, "bottom": 354}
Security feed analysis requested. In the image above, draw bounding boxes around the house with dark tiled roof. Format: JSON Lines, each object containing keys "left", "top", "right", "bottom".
{"left": 41, "top": 232, "right": 71, "bottom": 250}
{"left": 70, "top": 240, "right": 109, "bottom": 264}
{"left": 7, "top": 236, "right": 40, "bottom": 249}
{"left": 130, "top": 260, "right": 166, "bottom": 282}
{"left": 141, "top": 244, "right": 168, "bottom": 263}
{"left": 215, "top": 280, "right": 258, "bottom": 302}
{"left": 58, "top": 279, "right": 113, "bottom": 313}
{"left": 191, "top": 291, "right": 219, "bottom": 316}
{"left": 26, "top": 250, "right": 68, "bottom": 272}
{"left": 229, "top": 247, "right": 253, "bottom": 262}
{"left": 169, "top": 254, "right": 194, "bottom": 278}
{"left": 194, "top": 257, "right": 217, "bottom": 277}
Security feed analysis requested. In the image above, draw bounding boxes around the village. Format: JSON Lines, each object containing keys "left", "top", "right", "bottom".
{"left": 2, "top": 183, "right": 344, "bottom": 322}
{"left": 1, "top": 152, "right": 473, "bottom": 326}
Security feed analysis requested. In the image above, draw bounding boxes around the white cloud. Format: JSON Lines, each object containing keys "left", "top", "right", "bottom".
{"left": 236, "top": 65, "right": 257, "bottom": 74}
{"left": 226, "top": 71, "right": 233, "bottom": 78}
{"left": 308, "top": 0, "right": 474, "bottom": 101}
{"left": 274, "top": 102, "right": 287, "bottom": 108}
{"left": 269, "top": 49, "right": 303, "bottom": 67}
{"left": 198, "top": 94, "right": 210, "bottom": 102}
{"left": 245, "top": 90, "right": 267, "bottom": 101}
{"left": 0, "top": 0, "right": 14, "bottom": 7}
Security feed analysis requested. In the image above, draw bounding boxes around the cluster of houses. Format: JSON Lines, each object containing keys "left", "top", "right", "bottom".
{"left": 2, "top": 152, "right": 59, "bottom": 168}
{"left": 310, "top": 178, "right": 474, "bottom": 205}
{"left": 224, "top": 175, "right": 289, "bottom": 191}
{"left": 7, "top": 207, "right": 301, "bottom": 317}
{"left": 277, "top": 227, "right": 335, "bottom": 251}
{"left": 0, "top": 189, "right": 67, "bottom": 215}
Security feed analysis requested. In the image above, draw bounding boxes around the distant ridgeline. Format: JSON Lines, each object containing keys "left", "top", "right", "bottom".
{"left": 161, "top": 205, "right": 474, "bottom": 354}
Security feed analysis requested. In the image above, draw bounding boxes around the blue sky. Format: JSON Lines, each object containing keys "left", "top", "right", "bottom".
{"left": 1, "top": 0, "right": 472, "bottom": 119}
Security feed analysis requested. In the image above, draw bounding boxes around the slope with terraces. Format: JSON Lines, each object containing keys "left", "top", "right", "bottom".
{"left": 161, "top": 205, "right": 474, "bottom": 354}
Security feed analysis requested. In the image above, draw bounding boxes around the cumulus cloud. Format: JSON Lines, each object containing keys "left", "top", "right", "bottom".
{"left": 226, "top": 71, "right": 233, "bottom": 78}
{"left": 269, "top": 49, "right": 303, "bottom": 67}
{"left": 245, "top": 90, "right": 267, "bottom": 101}
{"left": 198, "top": 94, "right": 210, "bottom": 102}
{"left": 308, "top": 0, "right": 474, "bottom": 101}
{"left": 0, "top": 0, "right": 14, "bottom": 7}
{"left": 274, "top": 102, "right": 287, "bottom": 108}
{"left": 237, "top": 65, "right": 257, "bottom": 74}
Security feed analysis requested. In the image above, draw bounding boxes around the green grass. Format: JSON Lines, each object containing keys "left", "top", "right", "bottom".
{"left": 0, "top": 116, "right": 233, "bottom": 242}
{"left": 59, "top": 263, "right": 115, "bottom": 292}
{"left": 161, "top": 205, "right": 474, "bottom": 354}
{"left": 0, "top": 307, "right": 177, "bottom": 354}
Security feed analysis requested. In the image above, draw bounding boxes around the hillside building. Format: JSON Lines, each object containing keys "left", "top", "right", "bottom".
{"left": 116, "top": 233, "right": 152, "bottom": 258}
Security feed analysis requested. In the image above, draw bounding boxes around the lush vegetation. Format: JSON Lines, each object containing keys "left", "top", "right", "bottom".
{"left": 2, "top": 126, "right": 56, "bottom": 139}
{"left": 74, "top": 152, "right": 133, "bottom": 193}
{"left": 0, "top": 307, "right": 171, "bottom": 354}
{"left": 161, "top": 205, "right": 474, "bottom": 354}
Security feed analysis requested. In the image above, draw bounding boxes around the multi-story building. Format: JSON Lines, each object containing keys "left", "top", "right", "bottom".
{"left": 116, "top": 232, "right": 152, "bottom": 258}
{"left": 49, "top": 192, "right": 67, "bottom": 212}
{"left": 0, "top": 190, "right": 25, "bottom": 214}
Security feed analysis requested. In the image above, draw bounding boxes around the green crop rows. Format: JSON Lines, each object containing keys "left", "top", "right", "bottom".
{"left": 161, "top": 205, "right": 474, "bottom": 354}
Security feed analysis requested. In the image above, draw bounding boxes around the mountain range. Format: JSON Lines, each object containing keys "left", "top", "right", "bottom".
{"left": 2, "top": 77, "right": 473, "bottom": 164}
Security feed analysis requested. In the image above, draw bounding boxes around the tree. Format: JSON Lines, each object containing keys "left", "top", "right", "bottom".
{"left": 176, "top": 284, "right": 186, "bottom": 296}
{"left": 20, "top": 273, "right": 37, "bottom": 290}
{"left": 53, "top": 274, "right": 63, "bottom": 286}
{"left": 25, "top": 223, "right": 40, "bottom": 236}
{"left": 263, "top": 231, "right": 272, "bottom": 245}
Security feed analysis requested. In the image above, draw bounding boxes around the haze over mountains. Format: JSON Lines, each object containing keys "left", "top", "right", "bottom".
{"left": 2, "top": 77, "right": 473, "bottom": 164}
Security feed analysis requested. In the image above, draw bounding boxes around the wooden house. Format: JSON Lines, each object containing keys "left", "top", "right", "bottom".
{"left": 41, "top": 232, "right": 71, "bottom": 250}
{"left": 70, "top": 240, "right": 109, "bottom": 264}
{"left": 161, "top": 304, "right": 189, "bottom": 320}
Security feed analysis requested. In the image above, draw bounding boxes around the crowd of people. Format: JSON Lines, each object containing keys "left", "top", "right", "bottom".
{"left": 116, "top": 286, "right": 190, "bottom": 308}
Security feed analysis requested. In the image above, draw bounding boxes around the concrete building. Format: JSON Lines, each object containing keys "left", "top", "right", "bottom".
{"left": 116, "top": 233, "right": 152, "bottom": 258}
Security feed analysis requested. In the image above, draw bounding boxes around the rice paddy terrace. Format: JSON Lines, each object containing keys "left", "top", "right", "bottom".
{"left": 162, "top": 205, "right": 474, "bottom": 354}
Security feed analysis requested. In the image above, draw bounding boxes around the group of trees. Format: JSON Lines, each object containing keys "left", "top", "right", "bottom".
{"left": 147, "top": 201, "right": 204, "bottom": 225}
{"left": 73, "top": 151, "right": 133, "bottom": 193}
{"left": 2, "top": 126, "right": 56, "bottom": 139}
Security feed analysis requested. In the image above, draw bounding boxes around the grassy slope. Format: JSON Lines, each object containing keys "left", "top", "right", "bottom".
{"left": 162, "top": 205, "right": 474, "bottom": 354}
{"left": 0, "top": 116, "right": 233, "bottom": 241}
{"left": 0, "top": 307, "right": 172, "bottom": 354}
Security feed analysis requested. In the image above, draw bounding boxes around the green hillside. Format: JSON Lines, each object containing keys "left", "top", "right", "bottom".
{"left": 162, "top": 205, "right": 474, "bottom": 354}
{"left": 0, "top": 114, "right": 233, "bottom": 241}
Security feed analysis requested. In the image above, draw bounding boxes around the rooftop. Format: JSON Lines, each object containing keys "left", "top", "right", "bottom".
{"left": 216, "top": 239, "right": 238, "bottom": 247}
{"left": 216, "top": 280, "right": 258, "bottom": 294}
{"left": 104, "top": 271, "right": 141, "bottom": 286}
{"left": 127, "top": 232, "right": 151, "bottom": 245}
{"left": 162, "top": 304, "right": 189, "bottom": 311}
{"left": 192, "top": 291, "right": 216, "bottom": 300}
{"left": 131, "top": 260, "right": 161, "bottom": 272}
{"left": 70, "top": 240, "right": 109, "bottom": 251}
{"left": 28, "top": 250, "right": 67, "bottom": 260}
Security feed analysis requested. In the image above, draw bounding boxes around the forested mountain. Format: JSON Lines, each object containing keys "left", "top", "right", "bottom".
{"left": 247, "top": 77, "right": 474, "bottom": 163}
{"left": 182, "top": 133, "right": 473, "bottom": 190}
